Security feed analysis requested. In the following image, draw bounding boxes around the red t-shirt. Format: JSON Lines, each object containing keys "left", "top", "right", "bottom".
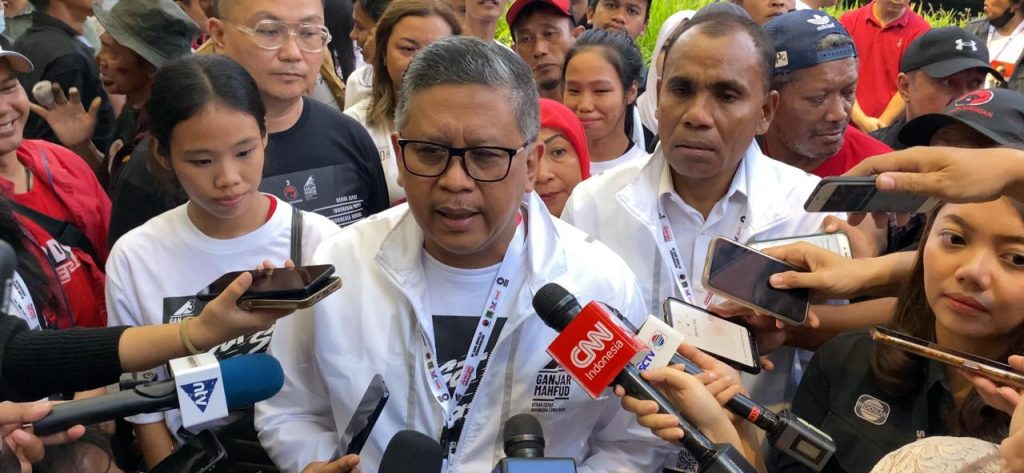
{"left": 6, "top": 179, "right": 107, "bottom": 328}
{"left": 841, "top": 3, "right": 930, "bottom": 118}
{"left": 812, "top": 125, "right": 894, "bottom": 177}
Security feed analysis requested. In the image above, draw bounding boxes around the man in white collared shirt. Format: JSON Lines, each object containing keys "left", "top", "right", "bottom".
{"left": 562, "top": 9, "right": 839, "bottom": 412}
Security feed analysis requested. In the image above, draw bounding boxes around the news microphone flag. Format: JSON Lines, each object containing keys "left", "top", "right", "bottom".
{"left": 630, "top": 315, "right": 684, "bottom": 372}
{"left": 545, "top": 301, "right": 645, "bottom": 399}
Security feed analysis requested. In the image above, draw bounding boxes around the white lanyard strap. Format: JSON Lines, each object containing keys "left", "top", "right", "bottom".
{"left": 655, "top": 197, "right": 746, "bottom": 307}
{"left": 420, "top": 216, "right": 527, "bottom": 466}
{"left": 4, "top": 272, "right": 41, "bottom": 330}
{"left": 988, "top": 22, "right": 1024, "bottom": 72}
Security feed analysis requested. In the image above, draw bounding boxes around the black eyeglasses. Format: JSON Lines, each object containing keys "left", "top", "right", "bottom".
{"left": 397, "top": 139, "right": 530, "bottom": 182}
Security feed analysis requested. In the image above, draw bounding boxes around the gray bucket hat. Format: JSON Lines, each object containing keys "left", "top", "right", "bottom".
{"left": 93, "top": 0, "right": 199, "bottom": 68}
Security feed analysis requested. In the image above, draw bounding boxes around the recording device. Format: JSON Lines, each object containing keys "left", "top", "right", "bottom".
{"left": 197, "top": 265, "right": 341, "bottom": 309}
{"left": 803, "top": 176, "right": 941, "bottom": 213}
{"left": 610, "top": 304, "right": 836, "bottom": 472}
{"left": 702, "top": 237, "right": 810, "bottom": 326}
{"left": 32, "top": 353, "right": 284, "bottom": 436}
{"left": 873, "top": 326, "right": 1024, "bottom": 389}
{"left": 748, "top": 232, "right": 853, "bottom": 259}
{"left": 491, "top": 413, "right": 577, "bottom": 472}
{"left": 663, "top": 298, "right": 760, "bottom": 374}
{"left": 378, "top": 430, "right": 443, "bottom": 473}
{"left": 337, "top": 374, "right": 390, "bottom": 458}
{"left": 533, "top": 284, "right": 758, "bottom": 473}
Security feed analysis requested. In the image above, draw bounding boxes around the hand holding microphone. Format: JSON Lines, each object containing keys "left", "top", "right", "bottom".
{"left": 0, "top": 402, "right": 85, "bottom": 473}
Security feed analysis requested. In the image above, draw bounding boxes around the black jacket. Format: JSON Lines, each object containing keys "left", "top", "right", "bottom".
{"left": 966, "top": 18, "right": 1024, "bottom": 93}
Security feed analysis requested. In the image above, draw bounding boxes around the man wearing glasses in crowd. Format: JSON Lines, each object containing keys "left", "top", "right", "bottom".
{"left": 205, "top": 0, "right": 388, "bottom": 227}
{"left": 256, "top": 37, "right": 664, "bottom": 473}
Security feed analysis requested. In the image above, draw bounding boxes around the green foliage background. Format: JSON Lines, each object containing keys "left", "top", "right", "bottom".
{"left": 495, "top": 1, "right": 979, "bottom": 63}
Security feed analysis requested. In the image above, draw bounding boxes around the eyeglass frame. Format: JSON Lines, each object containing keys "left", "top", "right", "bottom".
{"left": 396, "top": 138, "right": 533, "bottom": 182}
{"left": 224, "top": 19, "right": 333, "bottom": 53}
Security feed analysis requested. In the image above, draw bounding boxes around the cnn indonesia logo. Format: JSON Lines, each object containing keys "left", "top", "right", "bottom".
{"left": 570, "top": 322, "right": 626, "bottom": 381}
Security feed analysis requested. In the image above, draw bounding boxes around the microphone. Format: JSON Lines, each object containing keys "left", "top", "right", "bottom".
{"left": 605, "top": 305, "right": 836, "bottom": 471}
{"left": 379, "top": 430, "right": 443, "bottom": 473}
{"left": 32, "top": 353, "right": 284, "bottom": 435}
{"left": 0, "top": 240, "right": 16, "bottom": 309}
{"left": 492, "top": 413, "right": 577, "bottom": 472}
{"left": 533, "top": 284, "right": 757, "bottom": 473}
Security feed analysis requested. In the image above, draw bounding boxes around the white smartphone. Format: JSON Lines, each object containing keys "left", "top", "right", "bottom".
{"left": 702, "top": 237, "right": 811, "bottom": 326}
{"left": 663, "top": 298, "right": 760, "bottom": 374}
{"left": 803, "top": 176, "right": 940, "bottom": 213}
{"left": 748, "top": 232, "right": 853, "bottom": 258}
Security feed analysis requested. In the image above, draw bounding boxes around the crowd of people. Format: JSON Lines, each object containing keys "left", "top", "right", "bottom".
{"left": 0, "top": 0, "right": 1023, "bottom": 471}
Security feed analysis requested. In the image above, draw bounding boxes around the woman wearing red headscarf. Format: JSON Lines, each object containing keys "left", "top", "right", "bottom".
{"left": 537, "top": 98, "right": 591, "bottom": 217}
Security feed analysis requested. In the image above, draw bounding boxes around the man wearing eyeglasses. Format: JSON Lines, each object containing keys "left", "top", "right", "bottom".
{"left": 206, "top": 0, "right": 389, "bottom": 227}
{"left": 256, "top": 36, "right": 666, "bottom": 473}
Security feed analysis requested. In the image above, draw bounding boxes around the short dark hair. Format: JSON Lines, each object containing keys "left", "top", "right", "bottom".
{"left": 662, "top": 11, "right": 774, "bottom": 91}
{"left": 771, "top": 33, "right": 856, "bottom": 91}
{"left": 562, "top": 29, "right": 643, "bottom": 100}
{"left": 147, "top": 55, "right": 266, "bottom": 156}
{"left": 358, "top": 0, "right": 395, "bottom": 21}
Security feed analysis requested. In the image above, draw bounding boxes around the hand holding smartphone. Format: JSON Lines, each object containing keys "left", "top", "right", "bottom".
{"left": 197, "top": 265, "right": 341, "bottom": 309}
{"left": 804, "top": 176, "right": 941, "bottom": 214}
{"left": 702, "top": 237, "right": 811, "bottom": 326}
{"left": 663, "top": 298, "right": 761, "bottom": 374}
{"left": 872, "top": 326, "right": 1024, "bottom": 389}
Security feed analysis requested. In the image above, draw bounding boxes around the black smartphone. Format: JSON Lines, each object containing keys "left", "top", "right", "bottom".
{"left": 803, "top": 176, "right": 940, "bottom": 213}
{"left": 337, "top": 374, "right": 390, "bottom": 458}
{"left": 701, "top": 237, "right": 810, "bottom": 326}
{"left": 873, "top": 326, "right": 1024, "bottom": 389}
{"left": 197, "top": 264, "right": 335, "bottom": 301}
{"left": 663, "top": 297, "right": 761, "bottom": 374}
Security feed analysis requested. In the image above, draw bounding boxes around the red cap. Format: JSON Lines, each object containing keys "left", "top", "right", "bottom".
{"left": 539, "top": 98, "right": 591, "bottom": 180}
{"left": 506, "top": 0, "right": 573, "bottom": 29}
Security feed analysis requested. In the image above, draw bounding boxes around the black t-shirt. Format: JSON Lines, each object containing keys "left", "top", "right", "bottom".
{"left": 261, "top": 97, "right": 389, "bottom": 227}
{"left": 14, "top": 12, "right": 115, "bottom": 154}
{"left": 869, "top": 116, "right": 907, "bottom": 151}
{"left": 769, "top": 331, "right": 959, "bottom": 473}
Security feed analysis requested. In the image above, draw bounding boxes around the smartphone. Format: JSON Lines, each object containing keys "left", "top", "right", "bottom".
{"left": 748, "top": 232, "right": 853, "bottom": 259}
{"left": 197, "top": 264, "right": 336, "bottom": 301}
{"left": 336, "top": 374, "right": 390, "bottom": 459}
{"left": 236, "top": 276, "right": 342, "bottom": 310}
{"left": 872, "top": 326, "right": 1024, "bottom": 389}
{"left": 702, "top": 237, "right": 810, "bottom": 326}
{"left": 663, "top": 298, "right": 760, "bottom": 374}
{"left": 803, "top": 176, "right": 941, "bottom": 213}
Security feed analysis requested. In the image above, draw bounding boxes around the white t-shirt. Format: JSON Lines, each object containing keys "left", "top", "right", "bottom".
{"left": 986, "top": 23, "right": 1024, "bottom": 89}
{"left": 344, "top": 99, "right": 404, "bottom": 204}
{"left": 105, "top": 196, "right": 340, "bottom": 439}
{"left": 344, "top": 65, "right": 374, "bottom": 112}
{"left": 588, "top": 143, "right": 650, "bottom": 175}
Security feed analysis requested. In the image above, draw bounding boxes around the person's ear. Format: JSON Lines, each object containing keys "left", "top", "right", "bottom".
{"left": 896, "top": 72, "right": 911, "bottom": 102}
{"left": 757, "top": 90, "right": 780, "bottom": 135}
{"left": 626, "top": 80, "right": 638, "bottom": 106}
{"left": 525, "top": 140, "right": 543, "bottom": 193}
{"left": 209, "top": 18, "right": 227, "bottom": 49}
{"left": 572, "top": 24, "right": 585, "bottom": 38}
{"left": 151, "top": 139, "right": 173, "bottom": 172}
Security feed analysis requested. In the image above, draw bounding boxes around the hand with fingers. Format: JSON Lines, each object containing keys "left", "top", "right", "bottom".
{"left": 707, "top": 299, "right": 820, "bottom": 370}
{"left": 964, "top": 355, "right": 1024, "bottom": 416}
{"left": 188, "top": 270, "right": 296, "bottom": 350}
{"left": 302, "top": 455, "right": 361, "bottom": 473}
{"left": 844, "top": 146, "right": 1024, "bottom": 205}
{"left": 0, "top": 402, "right": 86, "bottom": 473}
{"left": 28, "top": 83, "right": 101, "bottom": 151}
{"left": 760, "top": 242, "right": 911, "bottom": 300}
{"left": 614, "top": 343, "right": 745, "bottom": 447}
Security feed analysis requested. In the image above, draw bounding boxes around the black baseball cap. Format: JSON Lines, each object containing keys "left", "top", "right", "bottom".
{"left": 898, "top": 88, "right": 1024, "bottom": 147}
{"left": 899, "top": 26, "right": 1004, "bottom": 83}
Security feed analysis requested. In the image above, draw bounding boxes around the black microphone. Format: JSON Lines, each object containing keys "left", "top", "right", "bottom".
{"left": 379, "top": 430, "right": 443, "bottom": 473}
{"left": 32, "top": 353, "right": 283, "bottom": 435}
{"left": 532, "top": 284, "right": 757, "bottom": 473}
{"left": 605, "top": 304, "right": 836, "bottom": 471}
{"left": 491, "top": 413, "right": 577, "bottom": 472}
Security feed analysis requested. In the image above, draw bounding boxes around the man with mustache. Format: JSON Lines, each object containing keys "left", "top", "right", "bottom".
{"left": 507, "top": 0, "right": 583, "bottom": 102}
{"left": 760, "top": 10, "right": 892, "bottom": 177}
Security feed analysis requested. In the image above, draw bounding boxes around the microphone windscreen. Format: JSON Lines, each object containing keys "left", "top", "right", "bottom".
{"left": 379, "top": 430, "right": 443, "bottom": 473}
{"left": 503, "top": 413, "right": 545, "bottom": 458}
{"left": 221, "top": 353, "right": 284, "bottom": 408}
{"left": 532, "top": 283, "right": 578, "bottom": 331}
